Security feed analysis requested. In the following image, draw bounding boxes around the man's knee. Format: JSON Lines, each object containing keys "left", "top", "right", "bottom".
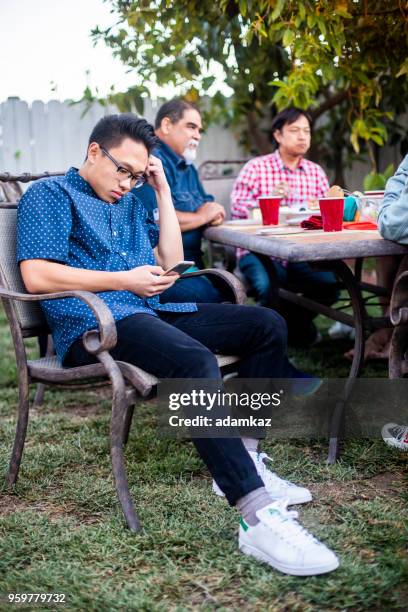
{"left": 246, "top": 305, "right": 288, "bottom": 348}
{"left": 178, "top": 344, "right": 220, "bottom": 378}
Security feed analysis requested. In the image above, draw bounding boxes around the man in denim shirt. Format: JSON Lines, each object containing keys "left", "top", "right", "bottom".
{"left": 16, "top": 114, "right": 338, "bottom": 576}
{"left": 378, "top": 154, "right": 408, "bottom": 244}
{"left": 139, "top": 99, "right": 226, "bottom": 303}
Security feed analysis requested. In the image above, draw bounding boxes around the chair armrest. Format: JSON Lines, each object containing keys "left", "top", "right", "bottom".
{"left": 390, "top": 270, "right": 408, "bottom": 326}
{"left": 0, "top": 288, "right": 117, "bottom": 354}
{"left": 182, "top": 268, "right": 246, "bottom": 305}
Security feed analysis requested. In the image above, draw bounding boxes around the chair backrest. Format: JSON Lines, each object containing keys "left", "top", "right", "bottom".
{"left": 199, "top": 160, "right": 248, "bottom": 219}
{"left": 0, "top": 172, "right": 64, "bottom": 336}
{"left": 0, "top": 180, "right": 23, "bottom": 203}
{"left": 0, "top": 204, "right": 48, "bottom": 335}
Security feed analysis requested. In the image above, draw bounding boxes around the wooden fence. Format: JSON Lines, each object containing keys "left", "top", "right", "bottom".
{"left": 0, "top": 96, "right": 402, "bottom": 189}
{"left": 0, "top": 97, "right": 244, "bottom": 176}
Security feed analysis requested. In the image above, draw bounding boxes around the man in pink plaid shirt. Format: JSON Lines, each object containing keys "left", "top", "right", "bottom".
{"left": 231, "top": 107, "right": 339, "bottom": 347}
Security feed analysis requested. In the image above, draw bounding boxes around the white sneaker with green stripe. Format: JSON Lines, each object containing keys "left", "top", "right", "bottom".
{"left": 381, "top": 422, "right": 408, "bottom": 451}
{"left": 239, "top": 500, "right": 339, "bottom": 576}
{"left": 213, "top": 451, "right": 312, "bottom": 505}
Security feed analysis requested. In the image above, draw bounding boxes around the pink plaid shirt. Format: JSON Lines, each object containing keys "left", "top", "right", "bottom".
{"left": 231, "top": 150, "right": 329, "bottom": 259}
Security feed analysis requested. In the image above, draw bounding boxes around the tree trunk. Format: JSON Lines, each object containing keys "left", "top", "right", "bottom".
{"left": 246, "top": 110, "right": 273, "bottom": 155}
{"left": 333, "top": 150, "right": 346, "bottom": 187}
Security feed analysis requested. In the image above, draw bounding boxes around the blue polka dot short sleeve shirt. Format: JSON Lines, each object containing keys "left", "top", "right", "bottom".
{"left": 17, "top": 168, "right": 197, "bottom": 363}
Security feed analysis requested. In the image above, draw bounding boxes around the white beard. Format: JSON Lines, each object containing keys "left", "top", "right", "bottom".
{"left": 182, "top": 139, "right": 199, "bottom": 165}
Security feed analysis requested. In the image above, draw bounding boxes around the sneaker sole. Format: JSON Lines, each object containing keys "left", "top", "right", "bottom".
{"left": 213, "top": 488, "right": 313, "bottom": 505}
{"left": 239, "top": 542, "right": 339, "bottom": 576}
{"left": 265, "top": 490, "right": 313, "bottom": 505}
{"left": 382, "top": 437, "right": 408, "bottom": 451}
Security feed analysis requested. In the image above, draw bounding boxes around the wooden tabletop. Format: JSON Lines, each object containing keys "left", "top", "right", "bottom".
{"left": 204, "top": 223, "right": 408, "bottom": 262}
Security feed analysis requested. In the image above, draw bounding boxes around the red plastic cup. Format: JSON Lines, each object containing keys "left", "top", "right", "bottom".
{"left": 318, "top": 197, "right": 344, "bottom": 232}
{"left": 258, "top": 196, "right": 281, "bottom": 225}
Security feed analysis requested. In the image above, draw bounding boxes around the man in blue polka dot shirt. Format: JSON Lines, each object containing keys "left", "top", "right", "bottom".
{"left": 16, "top": 114, "right": 338, "bottom": 576}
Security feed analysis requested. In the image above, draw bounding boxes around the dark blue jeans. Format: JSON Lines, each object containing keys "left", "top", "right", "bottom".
{"left": 160, "top": 275, "right": 223, "bottom": 304}
{"left": 65, "top": 304, "right": 288, "bottom": 505}
{"left": 240, "top": 253, "right": 339, "bottom": 345}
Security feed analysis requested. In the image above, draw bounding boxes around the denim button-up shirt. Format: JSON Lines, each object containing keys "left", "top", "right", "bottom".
{"left": 153, "top": 140, "right": 214, "bottom": 262}
{"left": 378, "top": 154, "right": 408, "bottom": 244}
{"left": 17, "top": 168, "right": 197, "bottom": 363}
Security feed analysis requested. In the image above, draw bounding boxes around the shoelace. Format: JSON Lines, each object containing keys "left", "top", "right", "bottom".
{"left": 255, "top": 453, "right": 291, "bottom": 488}
{"left": 264, "top": 500, "right": 320, "bottom": 548}
{"left": 390, "top": 425, "right": 408, "bottom": 443}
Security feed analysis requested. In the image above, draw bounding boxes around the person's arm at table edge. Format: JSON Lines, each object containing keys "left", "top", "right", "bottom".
{"left": 378, "top": 155, "right": 408, "bottom": 244}
{"left": 175, "top": 203, "right": 226, "bottom": 232}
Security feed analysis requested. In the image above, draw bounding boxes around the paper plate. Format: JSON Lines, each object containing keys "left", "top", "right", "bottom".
{"left": 223, "top": 219, "right": 260, "bottom": 226}
{"left": 256, "top": 227, "right": 305, "bottom": 235}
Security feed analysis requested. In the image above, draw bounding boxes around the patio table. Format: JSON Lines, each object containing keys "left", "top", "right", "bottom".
{"left": 205, "top": 222, "right": 408, "bottom": 462}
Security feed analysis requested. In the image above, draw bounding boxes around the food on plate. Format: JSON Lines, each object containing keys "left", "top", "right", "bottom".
{"left": 326, "top": 185, "right": 344, "bottom": 197}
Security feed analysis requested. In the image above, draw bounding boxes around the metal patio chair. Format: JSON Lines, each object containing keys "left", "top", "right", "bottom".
{"left": 0, "top": 201, "right": 245, "bottom": 532}
{"left": 389, "top": 255, "right": 408, "bottom": 378}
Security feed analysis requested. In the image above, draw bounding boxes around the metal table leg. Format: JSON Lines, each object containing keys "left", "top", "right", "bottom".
{"left": 276, "top": 258, "right": 386, "bottom": 461}
{"left": 323, "top": 260, "right": 366, "bottom": 463}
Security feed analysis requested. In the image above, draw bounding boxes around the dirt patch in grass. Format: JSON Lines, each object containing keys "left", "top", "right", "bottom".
{"left": 0, "top": 494, "right": 103, "bottom": 525}
{"left": 310, "top": 471, "right": 405, "bottom": 504}
{"left": 0, "top": 494, "right": 29, "bottom": 516}
{"left": 30, "top": 386, "right": 111, "bottom": 418}
{"left": 58, "top": 403, "right": 108, "bottom": 419}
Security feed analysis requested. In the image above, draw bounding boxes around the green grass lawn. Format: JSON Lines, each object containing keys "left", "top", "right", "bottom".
{"left": 0, "top": 305, "right": 407, "bottom": 611}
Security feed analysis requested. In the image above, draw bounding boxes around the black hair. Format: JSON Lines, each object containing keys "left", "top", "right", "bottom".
{"left": 154, "top": 98, "right": 199, "bottom": 130}
{"left": 88, "top": 114, "right": 158, "bottom": 153}
{"left": 271, "top": 107, "right": 313, "bottom": 146}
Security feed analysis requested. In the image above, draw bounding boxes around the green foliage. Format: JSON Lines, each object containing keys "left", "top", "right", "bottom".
{"left": 85, "top": 1, "right": 408, "bottom": 177}
{"left": 363, "top": 163, "right": 395, "bottom": 191}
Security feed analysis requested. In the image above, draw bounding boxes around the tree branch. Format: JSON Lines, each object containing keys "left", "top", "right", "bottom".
{"left": 310, "top": 90, "right": 350, "bottom": 120}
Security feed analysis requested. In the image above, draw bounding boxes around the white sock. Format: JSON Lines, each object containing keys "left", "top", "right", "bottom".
{"left": 241, "top": 437, "right": 259, "bottom": 453}
{"left": 236, "top": 486, "right": 272, "bottom": 526}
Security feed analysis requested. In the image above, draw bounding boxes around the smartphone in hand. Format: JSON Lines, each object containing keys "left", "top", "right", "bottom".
{"left": 161, "top": 261, "right": 195, "bottom": 276}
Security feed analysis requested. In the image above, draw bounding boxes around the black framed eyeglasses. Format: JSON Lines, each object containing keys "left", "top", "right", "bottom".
{"left": 101, "top": 147, "right": 147, "bottom": 189}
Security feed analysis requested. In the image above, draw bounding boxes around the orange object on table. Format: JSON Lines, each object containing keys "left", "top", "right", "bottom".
{"left": 343, "top": 221, "right": 378, "bottom": 230}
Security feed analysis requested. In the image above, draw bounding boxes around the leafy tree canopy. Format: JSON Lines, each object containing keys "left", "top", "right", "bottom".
{"left": 88, "top": 0, "right": 408, "bottom": 181}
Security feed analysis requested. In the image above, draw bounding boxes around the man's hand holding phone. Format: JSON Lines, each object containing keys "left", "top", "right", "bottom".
{"left": 121, "top": 265, "right": 178, "bottom": 297}
{"left": 161, "top": 260, "right": 195, "bottom": 276}
{"left": 120, "top": 261, "right": 194, "bottom": 297}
